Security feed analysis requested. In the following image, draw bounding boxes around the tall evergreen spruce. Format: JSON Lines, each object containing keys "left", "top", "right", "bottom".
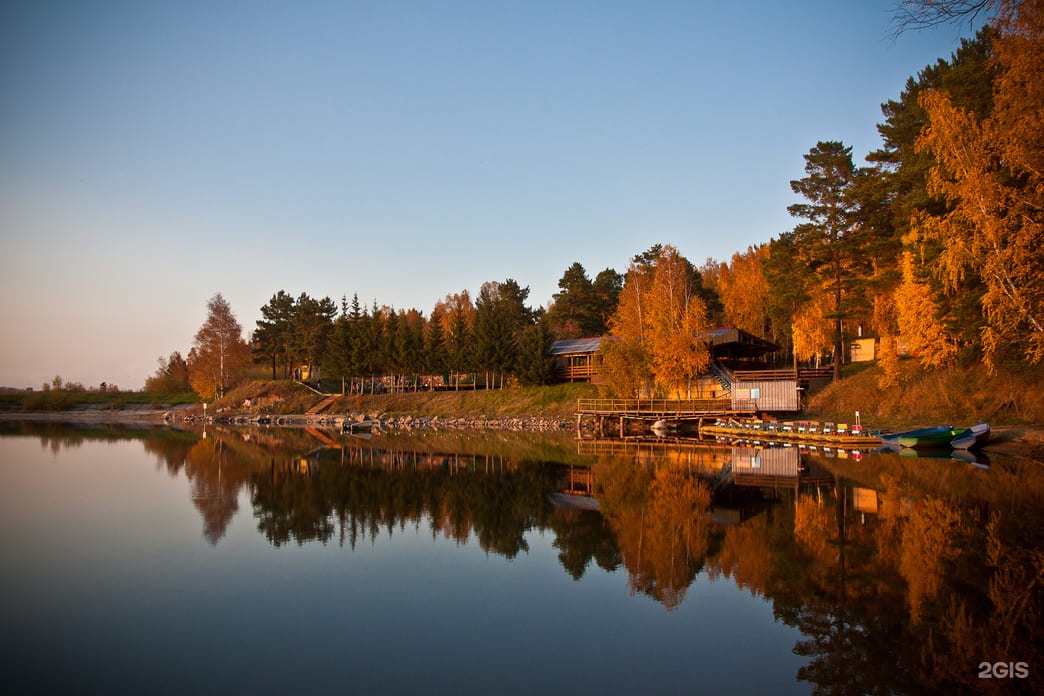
{"left": 516, "top": 321, "right": 558, "bottom": 386}
{"left": 424, "top": 310, "right": 449, "bottom": 375}
{"left": 788, "top": 141, "right": 859, "bottom": 382}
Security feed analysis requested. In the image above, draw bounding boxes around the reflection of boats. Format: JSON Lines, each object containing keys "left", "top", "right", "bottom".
{"left": 342, "top": 420, "right": 377, "bottom": 436}
{"left": 950, "top": 448, "right": 991, "bottom": 469}
{"left": 879, "top": 441, "right": 992, "bottom": 468}
{"left": 898, "top": 425, "right": 962, "bottom": 449}
{"left": 650, "top": 419, "right": 677, "bottom": 436}
{"left": 549, "top": 492, "right": 600, "bottom": 511}
{"left": 950, "top": 422, "right": 990, "bottom": 449}
{"left": 898, "top": 446, "right": 955, "bottom": 459}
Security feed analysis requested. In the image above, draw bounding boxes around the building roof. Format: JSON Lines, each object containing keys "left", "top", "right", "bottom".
{"left": 700, "top": 327, "right": 780, "bottom": 358}
{"left": 551, "top": 329, "right": 779, "bottom": 359}
{"left": 550, "top": 337, "right": 604, "bottom": 356}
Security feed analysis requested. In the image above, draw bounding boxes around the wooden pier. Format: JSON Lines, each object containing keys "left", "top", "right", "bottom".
{"left": 576, "top": 398, "right": 756, "bottom": 438}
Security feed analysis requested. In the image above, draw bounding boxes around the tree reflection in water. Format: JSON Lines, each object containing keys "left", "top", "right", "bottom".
{"left": 595, "top": 456, "right": 712, "bottom": 609}
{"left": 6, "top": 422, "right": 1041, "bottom": 694}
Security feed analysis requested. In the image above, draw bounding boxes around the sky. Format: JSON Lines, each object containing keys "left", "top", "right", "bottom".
{"left": 0, "top": 1, "right": 981, "bottom": 389}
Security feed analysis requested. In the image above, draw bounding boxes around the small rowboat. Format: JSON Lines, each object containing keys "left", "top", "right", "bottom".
{"left": 951, "top": 422, "right": 990, "bottom": 449}
{"left": 898, "top": 425, "right": 963, "bottom": 449}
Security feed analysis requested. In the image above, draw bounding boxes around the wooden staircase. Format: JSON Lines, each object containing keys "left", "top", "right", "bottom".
{"left": 306, "top": 394, "right": 340, "bottom": 416}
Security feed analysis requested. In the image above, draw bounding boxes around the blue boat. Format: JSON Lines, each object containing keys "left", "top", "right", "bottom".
{"left": 951, "top": 421, "right": 990, "bottom": 449}
{"left": 879, "top": 431, "right": 902, "bottom": 445}
{"left": 898, "top": 425, "right": 963, "bottom": 449}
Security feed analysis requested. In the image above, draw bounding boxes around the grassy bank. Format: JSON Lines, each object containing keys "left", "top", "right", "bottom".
{"left": 206, "top": 380, "right": 601, "bottom": 419}
{"left": 805, "top": 360, "right": 1044, "bottom": 429}
{"left": 0, "top": 390, "right": 198, "bottom": 412}
{"left": 330, "top": 382, "right": 601, "bottom": 419}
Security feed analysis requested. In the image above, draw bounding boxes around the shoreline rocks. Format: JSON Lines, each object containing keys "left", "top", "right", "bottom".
{"left": 167, "top": 410, "right": 576, "bottom": 433}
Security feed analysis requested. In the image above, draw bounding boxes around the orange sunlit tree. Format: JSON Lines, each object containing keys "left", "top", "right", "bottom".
{"left": 599, "top": 244, "right": 711, "bottom": 398}
{"left": 187, "top": 293, "right": 251, "bottom": 400}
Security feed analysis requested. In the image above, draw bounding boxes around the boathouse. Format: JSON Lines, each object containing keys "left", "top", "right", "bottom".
{"left": 563, "top": 327, "right": 833, "bottom": 416}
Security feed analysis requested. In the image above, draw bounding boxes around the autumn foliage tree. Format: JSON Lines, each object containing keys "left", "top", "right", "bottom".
{"left": 188, "top": 293, "right": 250, "bottom": 400}
{"left": 914, "top": 0, "right": 1044, "bottom": 370}
{"left": 645, "top": 246, "right": 711, "bottom": 395}
{"left": 600, "top": 245, "right": 710, "bottom": 398}
{"left": 715, "top": 245, "right": 770, "bottom": 338}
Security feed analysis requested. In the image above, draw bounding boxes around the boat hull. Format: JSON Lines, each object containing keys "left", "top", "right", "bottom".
{"left": 898, "top": 425, "right": 963, "bottom": 449}
{"left": 951, "top": 422, "right": 990, "bottom": 449}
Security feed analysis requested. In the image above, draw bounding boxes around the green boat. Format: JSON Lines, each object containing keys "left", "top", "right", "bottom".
{"left": 898, "top": 425, "right": 964, "bottom": 449}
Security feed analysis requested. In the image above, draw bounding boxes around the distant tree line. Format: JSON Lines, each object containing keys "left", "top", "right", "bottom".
{"left": 249, "top": 277, "right": 602, "bottom": 392}
{"left": 40, "top": 375, "right": 122, "bottom": 393}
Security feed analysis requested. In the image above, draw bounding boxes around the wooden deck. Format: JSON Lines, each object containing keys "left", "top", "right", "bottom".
{"left": 576, "top": 398, "right": 757, "bottom": 439}
{"left": 577, "top": 398, "right": 754, "bottom": 418}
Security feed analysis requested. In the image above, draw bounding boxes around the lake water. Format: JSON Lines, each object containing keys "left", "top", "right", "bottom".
{"left": 0, "top": 423, "right": 1040, "bottom": 695}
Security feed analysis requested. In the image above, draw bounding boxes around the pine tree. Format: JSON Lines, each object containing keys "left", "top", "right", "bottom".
{"left": 424, "top": 307, "right": 449, "bottom": 375}
{"left": 788, "top": 141, "right": 860, "bottom": 382}
{"left": 253, "top": 290, "right": 296, "bottom": 379}
{"left": 547, "top": 262, "right": 597, "bottom": 339}
{"left": 516, "top": 321, "right": 558, "bottom": 386}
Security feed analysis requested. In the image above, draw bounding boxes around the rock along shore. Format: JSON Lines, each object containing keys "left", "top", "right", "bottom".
{"left": 172, "top": 410, "right": 576, "bottom": 433}
{"left": 0, "top": 405, "right": 576, "bottom": 433}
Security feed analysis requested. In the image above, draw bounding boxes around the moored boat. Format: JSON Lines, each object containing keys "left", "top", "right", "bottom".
{"left": 650, "top": 419, "right": 677, "bottom": 436}
{"left": 898, "top": 425, "right": 963, "bottom": 449}
{"left": 950, "top": 421, "right": 990, "bottom": 449}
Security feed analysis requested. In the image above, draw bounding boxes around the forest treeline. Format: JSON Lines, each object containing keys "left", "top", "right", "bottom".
{"left": 151, "top": 0, "right": 1044, "bottom": 400}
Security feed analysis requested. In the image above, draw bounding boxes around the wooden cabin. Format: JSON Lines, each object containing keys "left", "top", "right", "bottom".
{"left": 551, "top": 337, "right": 606, "bottom": 384}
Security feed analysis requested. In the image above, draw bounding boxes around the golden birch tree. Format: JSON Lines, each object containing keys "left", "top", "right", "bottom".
{"left": 188, "top": 293, "right": 251, "bottom": 400}
{"left": 717, "top": 246, "right": 770, "bottom": 337}
{"left": 914, "top": 0, "right": 1044, "bottom": 370}
{"left": 791, "top": 295, "right": 833, "bottom": 363}
{"left": 894, "top": 240, "right": 957, "bottom": 369}
{"left": 645, "top": 246, "right": 710, "bottom": 396}
{"left": 600, "top": 253, "right": 656, "bottom": 397}
{"left": 873, "top": 293, "right": 903, "bottom": 388}
{"left": 601, "top": 245, "right": 710, "bottom": 397}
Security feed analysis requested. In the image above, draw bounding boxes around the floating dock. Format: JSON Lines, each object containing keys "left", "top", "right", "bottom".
{"left": 699, "top": 419, "right": 882, "bottom": 447}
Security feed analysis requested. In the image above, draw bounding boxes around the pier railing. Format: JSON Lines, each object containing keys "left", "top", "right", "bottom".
{"left": 727, "top": 367, "right": 834, "bottom": 382}
{"left": 577, "top": 398, "right": 737, "bottom": 416}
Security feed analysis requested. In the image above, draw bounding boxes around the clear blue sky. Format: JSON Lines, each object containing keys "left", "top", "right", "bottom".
{"left": 0, "top": 1, "right": 978, "bottom": 389}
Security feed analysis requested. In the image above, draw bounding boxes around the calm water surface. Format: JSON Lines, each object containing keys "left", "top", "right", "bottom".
{"left": 0, "top": 423, "right": 1040, "bottom": 695}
